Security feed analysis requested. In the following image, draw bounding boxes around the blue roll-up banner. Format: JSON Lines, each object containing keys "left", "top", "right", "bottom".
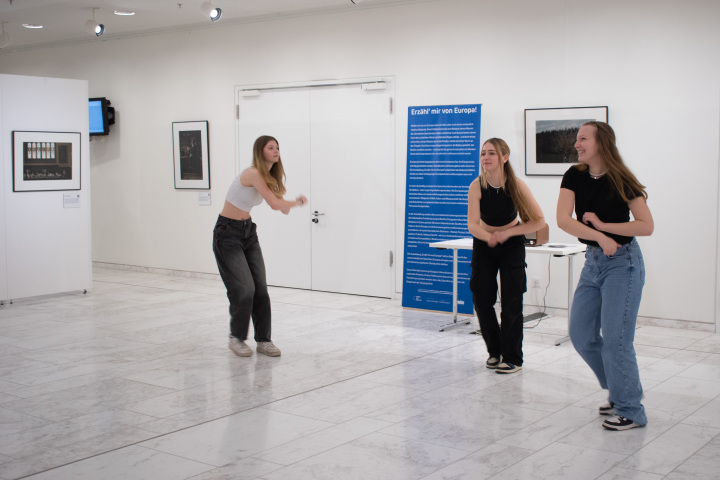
{"left": 402, "top": 104, "right": 481, "bottom": 314}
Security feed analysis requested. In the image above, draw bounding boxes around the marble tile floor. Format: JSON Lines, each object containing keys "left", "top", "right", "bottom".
{"left": 0, "top": 267, "right": 718, "bottom": 479}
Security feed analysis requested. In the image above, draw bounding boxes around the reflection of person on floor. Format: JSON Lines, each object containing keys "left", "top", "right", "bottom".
{"left": 468, "top": 138, "right": 544, "bottom": 374}
{"left": 213, "top": 135, "right": 307, "bottom": 358}
{"left": 557, "top": 121, "right": 654, "bottom": 431}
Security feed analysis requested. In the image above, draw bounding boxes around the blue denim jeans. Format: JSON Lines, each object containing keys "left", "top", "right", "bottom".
{"left": 212, "top": 215, "right": 272, "bottom": 342}
{"left": 569, "top": 239, "right": 647, "bottom": 425}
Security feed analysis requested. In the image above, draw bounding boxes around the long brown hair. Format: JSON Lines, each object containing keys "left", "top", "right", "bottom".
{"left": 251, "top": 135, "right": 286, "bottom": 197}
{"left": 479, "top": 138, "right": 541, "bottom": 223}
{"left": 574, "top": 121, "right": 647, "bottom": 202}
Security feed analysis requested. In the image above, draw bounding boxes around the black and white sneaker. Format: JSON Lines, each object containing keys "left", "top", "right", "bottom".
{"left": 602, "top": 416, "right": 642, "bottom": 431}
{"left": 486, "top": 356, "right": 500, "bottom": 369}
{"left": 598, "top": 401, "right": 616, "bottom": 416}
{"left": 495, "top": 362, "right": 521, "bottom": 374}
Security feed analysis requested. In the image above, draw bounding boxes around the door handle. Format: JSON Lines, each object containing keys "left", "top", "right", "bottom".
{"left": 312, "top": 211, "right": 325, "bottom": 217}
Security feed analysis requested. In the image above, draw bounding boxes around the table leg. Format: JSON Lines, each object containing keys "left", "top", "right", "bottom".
{"left": 439, "top": 248, "right": 471, "bottom": 332}
{"left": 554, "top": 253, "right": 576, "bottom": 346}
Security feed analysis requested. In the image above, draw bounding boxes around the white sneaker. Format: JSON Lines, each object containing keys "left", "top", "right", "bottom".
{"left": 495, "top": 362, "right": 522, "bottom": 374}
{"left": 228, "top": 337, "right": 253, "bottom": 357}
{"left": 486, "top": 356, "right": 501, "bottom": 369}
{"left": 598, "top": 401, "right": 616, "bottom": 416}
{"left": 257, "top": 341, "right": 281, "bottom": 357}
{"left": 602, "top": 416, "right": 643, "bottom": 431}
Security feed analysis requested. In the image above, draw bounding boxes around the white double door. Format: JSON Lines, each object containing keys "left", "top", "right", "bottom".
{"left": 235, "top": 79, "right": 394, "bottom": 298}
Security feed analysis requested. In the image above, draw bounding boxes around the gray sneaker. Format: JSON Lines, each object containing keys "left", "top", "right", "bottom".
{"left": 228, "top": 337, "right": 253, "bottom": 357}
{"left": 257, "top": 341, "right": 281, "bottom": 357}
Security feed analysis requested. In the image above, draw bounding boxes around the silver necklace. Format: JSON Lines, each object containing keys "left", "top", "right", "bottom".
{"left": 589, "top": 171, "right": 606, "bottom": 179}
{"left": 487, "top": 179, "right": 502, "bottom": 192}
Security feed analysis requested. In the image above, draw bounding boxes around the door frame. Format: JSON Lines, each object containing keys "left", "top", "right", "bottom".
{"left": 234, "top": 76, "right": 397, "bottom": 297}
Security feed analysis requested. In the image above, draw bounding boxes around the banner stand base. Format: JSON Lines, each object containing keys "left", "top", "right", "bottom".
{"left": 439, "top": 318, "right": 471, "bottom": 332}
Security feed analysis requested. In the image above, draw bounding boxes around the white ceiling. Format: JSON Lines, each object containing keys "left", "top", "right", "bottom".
{"left": 0, "top": 0, "right": 403, "bottom": 51}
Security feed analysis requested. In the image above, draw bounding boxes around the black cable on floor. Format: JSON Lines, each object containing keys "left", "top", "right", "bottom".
{"left": 524, "top": 255, "right": 551, "bottom": 329}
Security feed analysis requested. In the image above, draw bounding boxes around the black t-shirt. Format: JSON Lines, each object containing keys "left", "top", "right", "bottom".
{"left": 560, "top": 166, "right": 638, "bottom": 246}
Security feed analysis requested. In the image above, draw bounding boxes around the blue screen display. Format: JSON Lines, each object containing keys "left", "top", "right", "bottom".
{"left": 89, "top": 99, "right": 106, "bottom": 134}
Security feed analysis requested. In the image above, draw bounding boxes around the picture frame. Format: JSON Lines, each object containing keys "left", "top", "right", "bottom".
{"left": 172, "top": 120, "right": 210, "bottom": 189}
{"left": 524, "top": 106, "right": 608, "bottom": 176}
{"left": 12, "top": 131, "right": 81, "bottom": 192}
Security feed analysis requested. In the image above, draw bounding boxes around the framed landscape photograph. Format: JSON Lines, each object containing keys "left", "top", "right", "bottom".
{"left": 172, "top": 120, "right": 210, "bottom": 189}
{"left": 12, "top": 131, "right": 81, "bottom": 192}
{"left": 524, "top": 106, "right": 608, "bottom": 176}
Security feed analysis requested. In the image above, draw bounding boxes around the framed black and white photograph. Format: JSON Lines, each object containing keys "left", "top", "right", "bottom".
{"left": 12, "top": 131, "right": 81, "bottom": 192}
{"left": 525, "top": 106, "right": 608, "bottom": 176}
{"left": 172, "top": 120, "right": 210, "bottom": 189}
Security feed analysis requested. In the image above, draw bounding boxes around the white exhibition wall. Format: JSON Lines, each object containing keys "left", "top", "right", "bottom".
{"left": 0, "top": 0, "right": 718, "bottom": 329}
{"left": 0, "top": 74, "right": 92, "bottom": 300}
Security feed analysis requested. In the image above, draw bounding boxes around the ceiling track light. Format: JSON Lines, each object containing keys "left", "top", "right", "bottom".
{"left": 85, "top": 8, "right": 105, "bottom": 37}
{"left": 200, "top": 2, "right": 222, "bottom": 22}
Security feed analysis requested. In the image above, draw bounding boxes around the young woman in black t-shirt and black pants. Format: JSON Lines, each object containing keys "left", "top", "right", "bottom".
{"left": 468, "top": 138, "right": 545, "bottom": 374}
{"left": 557, "top": 121, "right": 654, "bottom": 431}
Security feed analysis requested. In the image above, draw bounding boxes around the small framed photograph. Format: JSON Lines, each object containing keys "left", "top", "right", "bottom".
{"left": 172, "top": 120, "right": 210, "bottom": 189}
{"left": 524, "top": 106, "right": 608, "bottom": 176}
{"left": 12, "top": 131, "right": 81, "bottom": 192}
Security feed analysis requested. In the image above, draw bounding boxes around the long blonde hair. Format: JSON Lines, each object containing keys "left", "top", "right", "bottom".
{"left": 574, "top": 121, "right": 647, "bottom": 202}
{"left": 252, "top": 135, "right": 286, "bottom": 197}
{"left": 479, "top": 138, "right": 541, "bottom": 223}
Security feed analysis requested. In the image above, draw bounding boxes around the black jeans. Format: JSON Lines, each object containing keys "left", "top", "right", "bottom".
{"left": 212, "top": 215, "right": 272, "bottom": 342}
{"left": 469, "top": 235, "right": 526, "bottom": 366}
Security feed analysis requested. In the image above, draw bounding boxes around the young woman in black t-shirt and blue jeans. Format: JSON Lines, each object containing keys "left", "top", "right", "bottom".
{"left": 557, "top": 121, "right": 654, "bottom": 431}
{"left": 468, "top": 138, "right": 545, "bottom": 374}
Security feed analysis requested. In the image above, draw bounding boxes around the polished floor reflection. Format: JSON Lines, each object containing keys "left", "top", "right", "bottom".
{"left": 0, "top": 267, "right": 719, "bottom": 479}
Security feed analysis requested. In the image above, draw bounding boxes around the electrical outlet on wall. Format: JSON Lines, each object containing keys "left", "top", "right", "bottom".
{"left": 531, "top": 277, "right": 541, "bottom": 288}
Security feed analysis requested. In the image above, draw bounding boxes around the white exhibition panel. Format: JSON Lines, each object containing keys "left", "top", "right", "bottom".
{"left": 1, "top": 74, "right": 92, "bottom": 301}
{"left": 0, "top": 81, "right": 5, "bottom": 302}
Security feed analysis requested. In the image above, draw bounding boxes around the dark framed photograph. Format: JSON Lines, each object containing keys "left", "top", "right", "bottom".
{"left": 12, "top": 131, "right": 81, "bottom": 192}
{"left": 525, "top": 106, "right": 609, "bottom": 176}
{"left": 172, "top": 120, "right": 210, "bottom": 189}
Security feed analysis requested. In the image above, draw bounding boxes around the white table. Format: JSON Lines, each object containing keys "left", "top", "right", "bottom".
{"left": 429, "top": 238, "right": 586, "bottom": 345}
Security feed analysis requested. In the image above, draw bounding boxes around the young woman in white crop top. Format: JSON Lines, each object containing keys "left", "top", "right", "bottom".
{"left": 213, "top": 135, "right": 307, "bottom": 358}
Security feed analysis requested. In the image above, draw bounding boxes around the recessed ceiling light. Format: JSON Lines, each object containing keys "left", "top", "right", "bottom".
{"left": 22, "top": 24, "right": 44, "bottom": 29}
{"left": 114, "top": 10, "right": 135, "bottom": 16}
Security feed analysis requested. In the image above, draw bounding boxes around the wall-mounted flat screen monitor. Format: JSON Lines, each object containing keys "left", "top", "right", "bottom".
{"left": 89, "top": 97, "right": 110, "bottom": 136}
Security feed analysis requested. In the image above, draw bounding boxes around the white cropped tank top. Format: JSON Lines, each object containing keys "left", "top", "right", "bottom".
{"left": 225, "top": 173, "right": 263, "bottom": 212}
